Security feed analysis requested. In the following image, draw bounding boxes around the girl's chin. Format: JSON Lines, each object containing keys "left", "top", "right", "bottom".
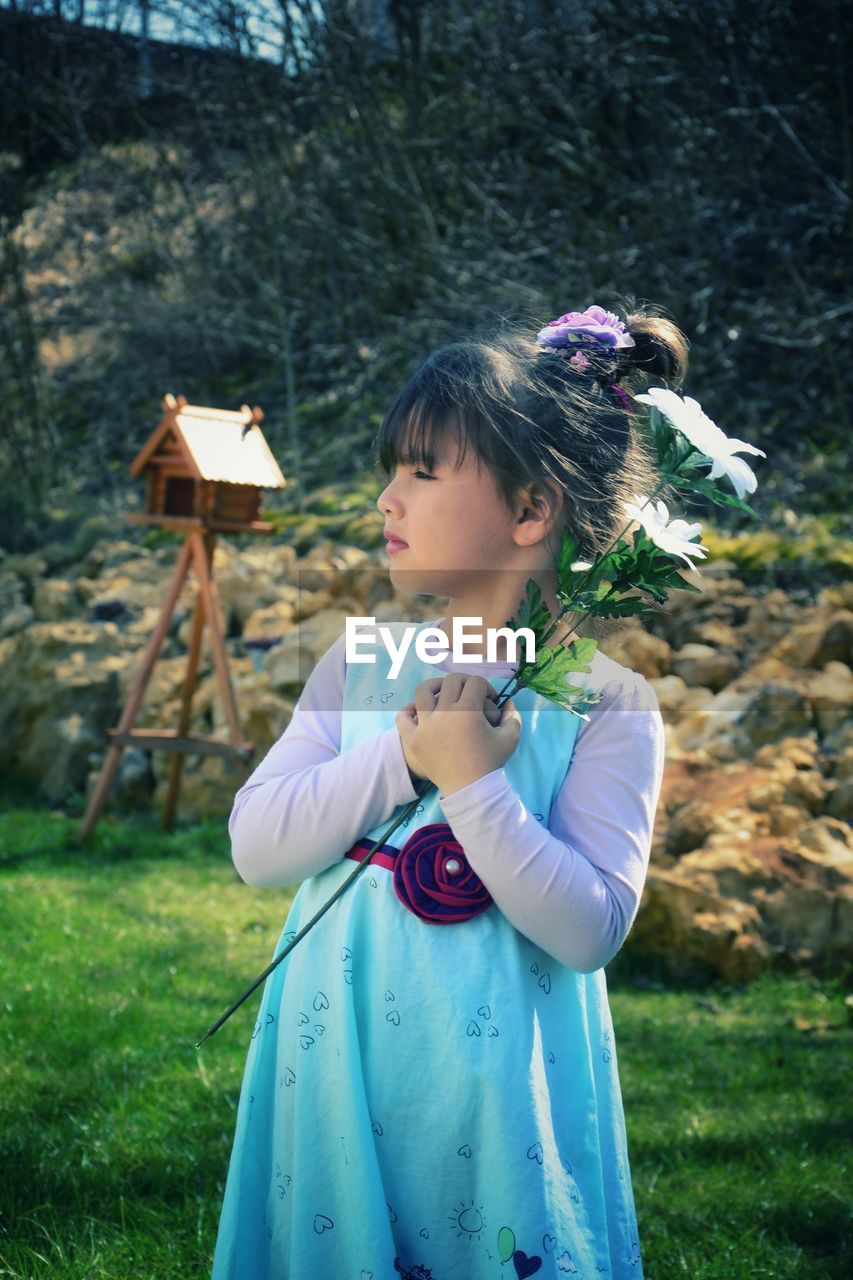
{"left": 389, "top": 565, "right": 445, "bottom": 595}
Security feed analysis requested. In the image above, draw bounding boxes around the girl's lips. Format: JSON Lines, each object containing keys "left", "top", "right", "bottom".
{"left": 385, "top": 538, "right": 408, "bottom": 554}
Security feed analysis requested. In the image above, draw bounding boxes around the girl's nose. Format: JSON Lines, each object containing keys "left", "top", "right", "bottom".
{"left": 376, "top": 478, "right": 400, "bottom": 515}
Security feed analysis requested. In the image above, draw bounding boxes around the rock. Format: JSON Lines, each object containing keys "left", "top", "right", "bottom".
{"left": 670, "top": 642, "right": 740, "bottom": 692}
{"left": 326, "top": 545, "right": 374, "bottom": 596}
{"left": 264, "top": 633, "right": 318, "bottom": 690}
{"left": 737, "top": 683, "right": 813, "bottom": 752}
{"left": 631, "top": 817, "right": 853, "bottom": 979}
{"left": 833, "top": 747, "right": 853, "bottom": 781}
{"left": 676, "top": 686, "right": 755, "bottom": 753}
{"left": 691, "top": 620, "right": 740, "bottom": 649}
{"left": 76, "top": 563, "right": 196, "bottom": 619}
{"left": 647, "top": 673, "right": 688, "bottom": 714}
{"left": 827, "top": 779, "right": 853, "bottom": 821}
{"left": 600, "top": 627, "right": 671, "bottom": 679}
{"left": 746, "top": 772, "right": 788, "bottom": 809}
{"left": 797, "top": 816, "right": 853, "bottom": 878}
{"left": 770, "top": 608, "right": 853, "bottom": 669}
{"left": 214, "top": 543, "right": 294, "bottom": 633}
{"left": 767, "top": 804, "right": 811, "bottom": 836}
{"left": 91, "top": 598, "right": 133, "bottom": 623}
{"left": 233, "top": 675, "right": 294, "bottom": 756}
{"left": 264, "top": 608, "right": 353, "bottom": 692}
{"left": 705, "top": 806, "right": 764, "bottom": 842}
{"left": 782, "top": 769, "right": 830, "bottom": 814}
{"left": 805, "top": 662, "right": 853, "bottom": 740}
{"left": 0, "top": 571, "right": 33, "bottom": 636}
{"left": 753, "top": 736, "right": 820, "bottom": 771}
{"left": 242, "top": 598, "right": 298, "bottom": 641}
{"left": 655, "top": 574, "right": 754, "bottom": 650}
{"left": 0, "top": 603, "right": 34, "bottom": 637}
{"left": 113, "top": 747, "right": 156, "bottom": 807}
{"left": 630, "top": 866, "right": 771, "bottom": 981}
{"left": 761, "top": 884, "right": 847, "bottom": 966}
{"left": 738, "top": 588, "right": 800, "bottom": 650}
{"left": 0, "top": 621, "right": 134, "bottom": 800}
{"left": 293, "top": 586, "right": 337, "bottom": 622}
{"left": 0, "top": 570, "right": 26, "bottom": 613}
{"left": 32, "top": 577, "right": 76, "bottom": 621}
{"left": 83, "top": 539, "right": 151, "bottom": 576}
{"left": 2, "top": 552, "right": 47, "bottom": 583}
{"left": 153, "top": 753, "right": 249, "bottom": 821}
{"left": 649, "top": 675, "right": 714, "bottom": 726}
{"left": 677, "top": 841, "right": 786, "bottom": 898}
{"left": 665, "top": 798, "right": 717, "bottom": 857}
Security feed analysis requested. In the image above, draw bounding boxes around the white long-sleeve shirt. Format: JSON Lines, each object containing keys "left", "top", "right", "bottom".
{"left": 229, "top": 622, "right": 666, "bottom": 974}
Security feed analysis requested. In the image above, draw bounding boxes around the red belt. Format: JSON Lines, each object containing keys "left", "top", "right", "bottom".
{"left": 343, "top": 836, "right": 401, "bottom": 873}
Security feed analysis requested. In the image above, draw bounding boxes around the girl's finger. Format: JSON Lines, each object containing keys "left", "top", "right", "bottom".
{"left": 498, "top": 699, "right": 522, "bottom": 729}
{"left": 483, "top": 698, "right": 502, "bottom": 727}
{"left": 456, "top": 675, "right": 499, "bottom": 707}
{"left": 414, "top": 682, "right": 442, "bottom": 714}
{"left": 396, "top": 703, "right": 418, "bottom": 730}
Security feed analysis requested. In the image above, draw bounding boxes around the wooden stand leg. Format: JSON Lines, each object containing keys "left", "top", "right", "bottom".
{"left": 190, "top": 531, "right": 244, "bottom": 745}
{"left": 162, "top": 567, "right": 209, "bottom": 830}
{"left": 79, "top": 537, "right": 194, "bottom": 841}
{"left": 162, "top": 529, "right": 216, "bottom": 829}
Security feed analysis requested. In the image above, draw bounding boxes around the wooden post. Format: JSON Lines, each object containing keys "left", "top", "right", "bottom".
{"left": 80, "top": 537, "right": 194, "bottom": 840}
{"left": 161, "top": 592, "right": 206, "bottom": 831}
{"left": 189, "top": 529, "right": 243, "bottom": 745}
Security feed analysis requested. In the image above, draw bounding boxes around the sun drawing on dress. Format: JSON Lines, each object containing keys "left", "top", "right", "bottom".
{"left": 448, "top": 1200, "right": 486, "bottom": 1241}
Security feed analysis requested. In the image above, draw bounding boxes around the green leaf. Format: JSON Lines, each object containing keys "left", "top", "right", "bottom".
{"left": 666, "top": 468, "right": 758, "bottom": 516}
{"left": 555, "top": 526, "right": 582, "bottom": 583}
{"left": 506, "top": 577, "right": 552, "bottom": 642}
{"left": 523, "top": 638, "right": 599, "bottom": 707}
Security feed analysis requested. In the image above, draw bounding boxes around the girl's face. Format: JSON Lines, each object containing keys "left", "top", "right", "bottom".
{"left": 375, "top": 433, "right": 533, "bottom": 599}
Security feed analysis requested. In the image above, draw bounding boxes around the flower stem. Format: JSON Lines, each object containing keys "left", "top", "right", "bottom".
{"left": 196, "top": 775, "right": 435, "bottom": 1046}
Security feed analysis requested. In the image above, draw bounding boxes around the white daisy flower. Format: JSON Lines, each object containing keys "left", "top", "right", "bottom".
{"left": 635, "top": 387, "right": 766, "bottom": 499}
{"left": 622, "top": 494, "right": 709, "bottom": 572}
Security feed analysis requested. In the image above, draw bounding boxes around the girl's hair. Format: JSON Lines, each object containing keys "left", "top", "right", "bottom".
{"left": 374, "top": 298, "right": 689, "bottom": 636}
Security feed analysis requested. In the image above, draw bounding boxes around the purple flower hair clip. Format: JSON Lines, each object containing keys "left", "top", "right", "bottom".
{"left": 536, "top": 304, "right": 635, "bottom": 353}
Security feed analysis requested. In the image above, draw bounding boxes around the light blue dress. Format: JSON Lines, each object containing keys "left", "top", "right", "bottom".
{"left": 212, "top": 621, "right": 644, "bottom": 1279}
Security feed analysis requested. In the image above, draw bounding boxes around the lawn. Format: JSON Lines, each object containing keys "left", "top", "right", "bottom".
{"left": 0, "top": 802, "right": 850, "bottom": 1279}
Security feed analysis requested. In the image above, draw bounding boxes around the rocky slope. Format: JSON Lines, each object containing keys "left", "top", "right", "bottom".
{"left": 1, "top": 534, "right": 850, "bottom": 982}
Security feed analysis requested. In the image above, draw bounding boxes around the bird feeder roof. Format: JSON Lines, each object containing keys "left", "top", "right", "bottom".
{"left": 131, "top": 398, "right": 286, "bottom": 489}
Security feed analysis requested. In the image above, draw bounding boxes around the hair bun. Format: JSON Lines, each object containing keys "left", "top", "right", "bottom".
{"left": 621, "top": 308, "right": 689, "bottom": 386}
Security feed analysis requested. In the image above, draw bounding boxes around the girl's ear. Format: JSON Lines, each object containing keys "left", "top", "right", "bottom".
{"left": 512, "top": 480, "right": 563, "bottom": 547}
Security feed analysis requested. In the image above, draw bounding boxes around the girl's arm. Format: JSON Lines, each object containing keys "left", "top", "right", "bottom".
{"left": 438, "top": 671, "right": 666, "bottom": 973}
{"left": 229, "top": 632, "right": 419, "bottom": 888}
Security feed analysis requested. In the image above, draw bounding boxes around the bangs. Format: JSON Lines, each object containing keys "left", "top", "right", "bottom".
{"left": 374, "top": 350, "right": 479, "bottom": 475}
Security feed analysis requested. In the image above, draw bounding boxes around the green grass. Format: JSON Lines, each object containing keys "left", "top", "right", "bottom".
{"left": 0, "top": 803, "right": 850, "bottom": 1279}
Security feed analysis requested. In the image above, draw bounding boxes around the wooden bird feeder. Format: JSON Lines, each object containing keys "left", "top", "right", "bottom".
{"left": 80, "top": 394, "right": 286, "bottom": 840}
{"left": 127, "top": 394, "right": 283, "bottom": 533}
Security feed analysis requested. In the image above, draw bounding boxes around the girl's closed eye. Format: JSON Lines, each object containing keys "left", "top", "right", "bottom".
{"left": 389, "top": 465, "right": 435, "bottom": 481}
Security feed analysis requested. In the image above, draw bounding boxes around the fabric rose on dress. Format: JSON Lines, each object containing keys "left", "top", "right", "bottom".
{"left": 536, "top": 304, "right": 635, "bottom": 352}
{"left": 393, "top": 823, "right": 493, "bottom": 924}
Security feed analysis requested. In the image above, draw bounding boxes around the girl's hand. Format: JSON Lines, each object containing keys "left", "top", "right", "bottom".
{"left": 395, "top": 674, "right": 522, "bottom": 797}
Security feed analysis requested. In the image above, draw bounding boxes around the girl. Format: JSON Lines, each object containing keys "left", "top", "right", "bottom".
{"left": 211, "top": 302, "right": 682, "bottom": 1280}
